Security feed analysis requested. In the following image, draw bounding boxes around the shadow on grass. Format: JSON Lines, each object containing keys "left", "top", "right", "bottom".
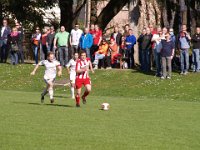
{"left": 44, "top": 103, "right": 73, "bottom": 108}
{"left": 12, "top": 101, "right": 73, "bottom": 108}
{"left": 54, "top": 95, "right": 69, "bottom": 99}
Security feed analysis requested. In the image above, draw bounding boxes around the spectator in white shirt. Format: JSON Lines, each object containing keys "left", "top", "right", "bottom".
{"left": 70, "top": 23, "right": 83, "bottom": 57}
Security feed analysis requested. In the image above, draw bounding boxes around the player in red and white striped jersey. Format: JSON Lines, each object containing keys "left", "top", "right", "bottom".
{"left": 75, "top": 51, "right": 94, "bottom": 107}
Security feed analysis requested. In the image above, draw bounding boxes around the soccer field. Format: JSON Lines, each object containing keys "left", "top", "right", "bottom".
{"left": 0, "top": 64, "right": 200, "bottom": 150}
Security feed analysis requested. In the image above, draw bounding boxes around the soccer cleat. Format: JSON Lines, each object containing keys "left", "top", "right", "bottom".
{"left": 82, "top": 96, "right": 87, "bottom": 104}
{"left": 41, "top": 94, "right": 44, "bottom": 103}
{"left": 160, "top": 76, "right": 165, "bottom": 79}
{"left": 167, "top": 76, "right": 171, "bottom": 79}
{"left": 76, "top": 104, "right": 80, "bottom": 107}
{"left": 50, "top": 98, "right": 54, "bottom": 104}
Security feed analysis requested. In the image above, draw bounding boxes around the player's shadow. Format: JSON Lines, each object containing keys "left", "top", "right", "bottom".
{"left": 27, "top": 102, "right": 73, "bottom": 108}
{"left": 54, "top": 95, "right": 68, "bottom": 99}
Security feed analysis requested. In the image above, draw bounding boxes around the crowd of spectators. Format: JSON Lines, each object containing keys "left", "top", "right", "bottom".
{"left": 0, "top": 18, "right": 200, "bottom": 79}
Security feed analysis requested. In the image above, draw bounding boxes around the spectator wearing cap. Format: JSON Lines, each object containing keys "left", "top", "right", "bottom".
{"left": 177, "top": 24, "right": 191, "bottom": 75}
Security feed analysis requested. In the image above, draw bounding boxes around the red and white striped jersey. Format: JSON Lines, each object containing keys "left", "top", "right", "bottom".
{"left": 76, "top": 58, "right": 91, "bottom": 79}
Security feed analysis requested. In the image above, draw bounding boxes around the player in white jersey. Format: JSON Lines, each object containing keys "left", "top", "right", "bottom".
{"left": 31, "top": 52, "right": 62, "bottom": 103}
{"left": 75, "top": 51, "right": 94, "bottom": 107}
{"left": 66, "top": 53, "right": 79, "bottom": 99}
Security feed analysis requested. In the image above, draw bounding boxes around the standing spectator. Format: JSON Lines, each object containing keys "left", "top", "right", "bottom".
{"left": 137, "top": 28, "right": 146, "bottom": 69}
{"left": 103, "top": 29, "right": 111, "bottom": 42}
{"left": 46, "top": 26, "right": 56, "bottom": 53}
{"left": 120, "top": 35, "right": 128, "bottom": 69}
{"left": 140, "top": 28, "right": 152, "bottom": 72}
{"left": 8, "top": 27, "right": 20, "bottom": 65}
{"left": 125, "top": 29, "right": 136, "bottom": 69}
{"left": 169, "top": 28, "right": 176, "bottom": 45}
{"left": 151, "top": 27, "right": 163, "bottom": 77}
{"left": 123, "top": 24, "right": 130, "bottom": 37}
{"left": 191, "top": 27, "right": 200, "bottom": 72}
{"left": 79, "top": 27, "right": 93, "bottom": 59}
{"left": 0, "top": 19, "right": 11, "bottom": 63}
{"left": 89, "top": 23, "right": 95, "bottom": 35}
{"left": 41, "top": 27, "right": 50, "bottom": 60}
{"left": 111, "top": 26, "right": 122, "bottom": 46}
{"left": 31, "top": 27, "right": 41, "bottom": 64}
{"left": 15, "top": 22, "right": 24, "bottom": 64}
{"left": 54, "top": 26, "right": 70, "bottom": 67}
{"left": 70, "top": 23, "right": 83, "bottom": 56}
{"left": 90, "top": 24, "right": 102, "bottom": 62}
{"left": 160, "top": 33, "right": 175, "bottom": 79}
{"left": 178, "top": 24, "right": 191, "bottom": 75}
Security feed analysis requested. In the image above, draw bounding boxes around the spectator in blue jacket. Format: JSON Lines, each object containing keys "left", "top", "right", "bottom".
{"left": 79, "top": 28, "right": 93, "bottom": 59}
{"left": 125, "top": 29, "right": 136, "bottom": 68}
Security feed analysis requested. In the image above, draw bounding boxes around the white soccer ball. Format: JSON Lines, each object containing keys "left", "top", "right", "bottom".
{"left": 101, "top": 103, "right": 110, "bottom": 110}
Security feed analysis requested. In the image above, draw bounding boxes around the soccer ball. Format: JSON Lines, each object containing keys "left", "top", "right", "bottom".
{"left": 101, "top": 103, "right": 110, "bottom": 110}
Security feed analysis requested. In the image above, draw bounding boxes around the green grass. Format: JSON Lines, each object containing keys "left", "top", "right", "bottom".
{"left": 0, "top": 64, "right": 200, "bottom": 150}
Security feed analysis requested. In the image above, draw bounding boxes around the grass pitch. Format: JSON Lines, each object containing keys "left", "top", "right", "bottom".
{"left": 0, "top": 64, "right": 200, "bottom": 150}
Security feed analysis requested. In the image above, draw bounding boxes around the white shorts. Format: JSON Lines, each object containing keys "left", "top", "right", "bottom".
{"left": 70, "top": 73, "right": 76, "bottom": 84}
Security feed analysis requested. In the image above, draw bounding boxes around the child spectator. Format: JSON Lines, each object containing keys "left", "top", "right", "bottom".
{"left": 160, "top": 33, "right": 175, "bottom": 79}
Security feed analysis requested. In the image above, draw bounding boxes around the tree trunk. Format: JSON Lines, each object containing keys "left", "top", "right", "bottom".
{"left": 59, "top": 0, "right": 73, "bottom": 31}
{"left": 162, "top": 0, "right": 170, "bottom": 27}
{"left": 86, "top": 0, "right": 91, "bottom": 28}
{"left": 153, "top": 0, "right": 161, "bottom": 26}
{"left": 96, "top": 0, "right": 129, "bottom": 30}
{"left": 179, "top": 0, "right": 187, "bottom": 25}
{"left": 129, "top": 0, "right": 140, "bottom": 64}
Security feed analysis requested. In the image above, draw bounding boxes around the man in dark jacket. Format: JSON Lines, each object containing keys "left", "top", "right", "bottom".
{"left": 192, "top": 27, "right": 200, "bottom": 72}
{"left": 111, "top": 26, "right": 122, "bottom": 46}
{"left": 0, "top": 19, "right": 11, "bottom": 63}
{"left": 140, "top": 28, "right": 152, "bottom": 72}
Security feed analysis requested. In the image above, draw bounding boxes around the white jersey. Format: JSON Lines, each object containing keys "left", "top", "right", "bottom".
{"left": 66, "top": 59, "right": 77, "bottom": 82}
{"left": 66, "top": 59, "right": 77, "bottom": 74}
{"left": 70, "top": 29, "right": 83, "bottom": 46}
{"left": 39, "top": 60, "right": 60, "bottom": 80}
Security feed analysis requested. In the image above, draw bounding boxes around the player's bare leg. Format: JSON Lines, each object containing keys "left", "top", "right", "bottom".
{"left": 70, "top": 82, "right": 75, "bottom": 99}
{"left": 75, "top": 88, "right": 82, "bottom": 107}
{"left": 82, "top": 84, "right": 91, "bottom": 104}
{"left": 48, "top": 80, "right": 54, "bottom": 103}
